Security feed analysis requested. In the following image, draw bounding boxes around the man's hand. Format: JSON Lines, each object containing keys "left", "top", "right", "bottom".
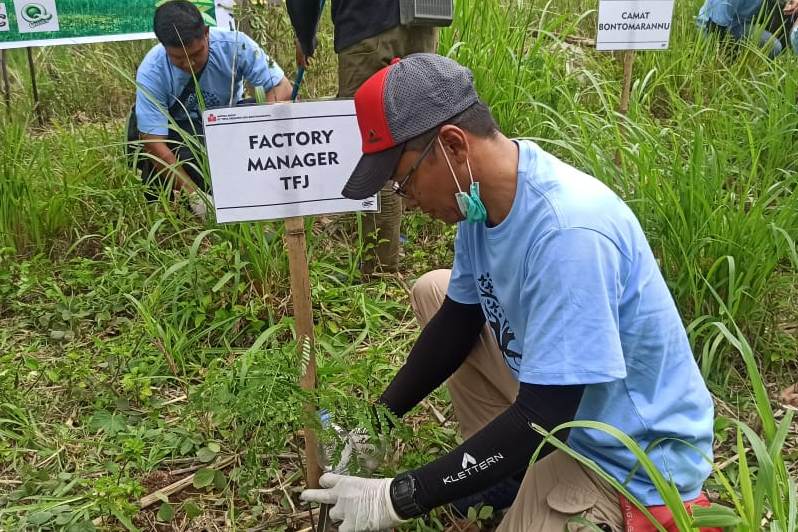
{"left": 295, "top": 39, "right": 310, "bottom": 68}
{"left": 785, "top": 0, "right": 798, "bottom": 16}
{"left": 300, "top": 474, "right": 404, "bottom": 532}
{"left": 263, "top": 77, "right": 293, "bottom": 102}
{"left": 140, "top": 134, "right": 196, "bottom": 193}
{"left": 187, "top": 190, "right": 213, "bottom": 221}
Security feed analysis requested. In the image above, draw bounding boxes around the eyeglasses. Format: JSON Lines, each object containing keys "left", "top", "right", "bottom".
{"left": 392, "top": 136, "right": 436, "bottom": 198}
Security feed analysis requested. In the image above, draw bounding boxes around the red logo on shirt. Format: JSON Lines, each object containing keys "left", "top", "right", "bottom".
{"left": 207, "top": 114, "right": 218, "bottom": 123}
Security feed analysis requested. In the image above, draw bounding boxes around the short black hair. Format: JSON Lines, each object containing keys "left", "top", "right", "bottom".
{"left": 404, "top": 100, "right": 499, "bottom": 152}
{"left": 154, "top": 1, "right": 206, "bottom": 48}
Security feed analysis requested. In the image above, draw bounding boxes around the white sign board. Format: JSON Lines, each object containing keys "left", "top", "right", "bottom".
{"left": 596, "top": 0, "right": 674, "bottom": 51}
{"left": 203, "top": 100, "right": 378, "bottom": 224}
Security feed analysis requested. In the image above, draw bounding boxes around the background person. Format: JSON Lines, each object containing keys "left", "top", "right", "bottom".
{"left": 132, "top": 0, "right": 292, "bottom": 218}
{"left": 286, "top": 0, "right": 441, "bottom": 273}
{"left": 697, "top": 0, "right": 798, "bottom": 56}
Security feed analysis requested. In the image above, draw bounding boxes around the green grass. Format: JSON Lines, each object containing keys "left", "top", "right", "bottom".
{"left": 0, "top": 0, "right": 796, "bottom": 530}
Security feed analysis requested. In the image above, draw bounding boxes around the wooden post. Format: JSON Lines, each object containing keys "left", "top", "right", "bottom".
{"left": 236, "top": 0, "right": 253, "bottom": 37}
{"left": 284, "top": 216, "right": 332, "bottom": 531}
{"left": 284, "top": 215, "right": 324, "bottom": 489}
{"left": 619, "top": 50, "right": 635, "bottom": 116}
{"left": 248, "top": 15, "right": 329, "bottom": 524}
{"left": 615, "top": 50, "right": 635, "bottom": 165}
{"left": 25, "top": 47, "right": 42, "bottom": 125}
{"left": 1, "top": 49, "right": 10, "bottom": 116}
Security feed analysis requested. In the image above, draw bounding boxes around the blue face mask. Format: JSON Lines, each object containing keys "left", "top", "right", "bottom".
{"left": 438, "top": 138, "right": 488, "bottom": 224}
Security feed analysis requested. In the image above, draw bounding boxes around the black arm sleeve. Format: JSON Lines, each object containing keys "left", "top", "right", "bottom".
{"left": 395, "top": 382, "right": 585, "bottom": 516}
{"left": 378, "top": 296, "right": 485, "bottom": 418}
{"left": 286, "top": 0, "right": 322, "bottom": 57}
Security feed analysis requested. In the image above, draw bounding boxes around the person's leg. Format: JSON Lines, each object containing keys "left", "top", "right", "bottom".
{"left": 497, "top": 451, "right": 623, "bottom": 532}
{"left": 337, "top": 23, "right": 439, "bottom": 274}
{"left": 396, "top": 24, "right": 438, "bottom": 56}
{"left": 338, "top": 28, "right": 404, "bottom": 274}
{"left": 336, "top": 24, "right": 438, "bottom": 96}
{"left": 140, "top": 159, "right": 166, "bottom": 203}
{"left": 410, "top": 269, "right": 519, "bottom": 439}
{"left": 730, "top": 20, "right": 783, "bottom": 57}
{"left": 167, "top": 123, "right": 209, "bottom": 194}
{"left": 762, "top": 0, "right": 792, "bottom": 51}
{"left": 337, "top": 31, "right": 392, "bottom": 98}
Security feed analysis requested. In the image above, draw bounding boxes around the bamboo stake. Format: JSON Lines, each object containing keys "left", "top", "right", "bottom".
{"left": 619, "top": 50, "right": 635, "bottom": 116}
{"left": 1, "top": 49, "right": 10, "bottom": 116}
{"left": 25, "top": 47, "right": 42, "bottom": 125}
{"left": 615, "top": 50, "right": 635, "bottom": 166}
{"left": 284, "top": 216, "right": 323, "bottom": 491}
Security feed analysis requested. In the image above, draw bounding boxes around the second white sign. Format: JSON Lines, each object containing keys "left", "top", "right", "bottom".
{"left": 596, "top": 0, "right": 675, "bottom": 51}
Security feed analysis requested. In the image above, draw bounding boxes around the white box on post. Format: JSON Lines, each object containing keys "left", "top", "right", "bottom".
{"left": 203, "top": 99, "right": 379, "bottom": 224}
{"left": 596, "top": 0, "right": 675, "bottom": 51}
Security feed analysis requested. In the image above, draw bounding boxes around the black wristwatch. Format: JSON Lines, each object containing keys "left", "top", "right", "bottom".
{"left": 390, "top": 473, "right": 427, "bottom": 519}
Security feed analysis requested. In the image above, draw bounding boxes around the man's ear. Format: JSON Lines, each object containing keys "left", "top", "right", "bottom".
{"left": 438, "top": 125, "right": 469, "bottom": 165}
{"left": 204, "top": 25, "right": 210, "bottom": 40}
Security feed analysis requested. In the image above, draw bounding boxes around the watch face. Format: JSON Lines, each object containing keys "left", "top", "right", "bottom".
{"left": 392, "top": 476, "right": 412, "bottom": 496}
{"left": 391, "top": 474, "right": 425, "bottom": 519}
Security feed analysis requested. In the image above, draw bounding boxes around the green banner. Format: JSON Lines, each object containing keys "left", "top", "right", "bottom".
{"left": 0, "top": 0, "right": 222, "bottom": 50}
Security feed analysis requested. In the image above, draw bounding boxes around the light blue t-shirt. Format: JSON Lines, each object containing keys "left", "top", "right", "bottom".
{"left": 696, "top": 0, "right": 763, "bottom": 31}
{"left": 135, "top": 28, "right": 285, "bottom": 136}
{"left": 447, "top": 140, "right": 714, "bottom": 505}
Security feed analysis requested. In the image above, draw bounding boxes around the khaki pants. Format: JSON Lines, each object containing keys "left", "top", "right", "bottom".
{"left": 338, "top": 25, "right": 437, "bottom": 274}
{"left": 411, "top": 270, "right": 624, "bottom": 532}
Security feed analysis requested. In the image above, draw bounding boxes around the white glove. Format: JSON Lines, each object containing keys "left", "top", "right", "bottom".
{"left": 300, "top": 473, "right": 405, "bottom": 532}
{"left": 188, "top": 190, "right": 213, "bottom": 220}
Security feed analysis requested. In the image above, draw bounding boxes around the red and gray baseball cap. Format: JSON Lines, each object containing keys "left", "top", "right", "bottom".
{"left": 341, "top": 53, "right": 479, "bottom": 200}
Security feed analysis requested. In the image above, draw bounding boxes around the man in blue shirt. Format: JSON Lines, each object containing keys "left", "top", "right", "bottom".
{"left": 133, "top": 0, "right": 291, "bottom": 217}
{"left": 300, "top": 54, "right": 716, "bottom": 531}
{"left": 697, "top": 0, "right": 798, "bottom": 57}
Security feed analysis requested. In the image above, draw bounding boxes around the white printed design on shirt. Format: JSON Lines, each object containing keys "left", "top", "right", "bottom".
{"left": 477, "top": 273, "right": 522, "bottom": 372}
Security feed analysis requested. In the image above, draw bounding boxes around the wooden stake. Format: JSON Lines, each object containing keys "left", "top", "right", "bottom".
{"left": 25, "top": 47, "right": 42, "bottom": 125}
{"left": 248, "top": 26, "right": 329, "bottom": 529}
{"left": 284, "top": 216, "right": 332, "bottom": 531}
{"left": 1, "top": 49, "right": 10, "bottom": 116}
{"left": 615, "top": 50, "right": 635, "bottom": 166}
{"left": 619, "top": 50, "right": 635, "bottom": 116}
{"left": 284, "top": 216, "right": 323, "bottom": 487}
{"left": 236, "top": 0, "right": 253, "bottom": 38}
